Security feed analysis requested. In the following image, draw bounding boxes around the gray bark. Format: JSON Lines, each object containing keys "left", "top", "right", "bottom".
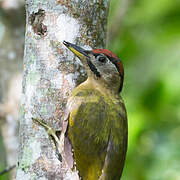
{"left": 16, "top": 0, "right": 110, "bottom": 179}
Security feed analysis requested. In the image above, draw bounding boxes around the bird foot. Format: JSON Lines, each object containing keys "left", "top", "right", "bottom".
{"left": 32, "top": 118, "right": 63, "bottom": 145}
{"left": 32, "top": 118, "right": 66, "bottom": 161}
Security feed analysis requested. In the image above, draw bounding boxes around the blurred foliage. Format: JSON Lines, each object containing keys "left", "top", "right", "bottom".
{"left": 108, "top": 0, "right": 180, "bottom": 180}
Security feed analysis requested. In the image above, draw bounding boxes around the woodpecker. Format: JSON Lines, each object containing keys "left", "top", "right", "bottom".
{"left": 63, "top": 41, "right": 128, "bottom": 180}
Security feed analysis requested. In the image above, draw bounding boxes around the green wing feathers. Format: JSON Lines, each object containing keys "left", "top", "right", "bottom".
{"left": 67, "top": 89, "right": 127, "bottom": 180}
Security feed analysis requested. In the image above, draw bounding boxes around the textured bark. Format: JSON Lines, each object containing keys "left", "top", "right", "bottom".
{"left": 17, "top": 0, "right": 110, "bottom": 179}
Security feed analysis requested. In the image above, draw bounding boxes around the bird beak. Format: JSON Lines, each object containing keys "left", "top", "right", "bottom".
{"left": 63, "top": 41, "right": 89, "bottom": 60}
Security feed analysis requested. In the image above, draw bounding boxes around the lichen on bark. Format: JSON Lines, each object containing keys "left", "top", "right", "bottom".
{"left": 17, "top": 0, "right": 110, "bottom": 179}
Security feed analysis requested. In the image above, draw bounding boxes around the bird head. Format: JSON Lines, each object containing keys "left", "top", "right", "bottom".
{"left": 63, "top": 41, "right": 124, "bottom": 93}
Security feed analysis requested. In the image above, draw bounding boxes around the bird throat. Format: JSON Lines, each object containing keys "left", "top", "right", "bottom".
{"left": 78, "top": 77, "right": 119, "bottom": 97}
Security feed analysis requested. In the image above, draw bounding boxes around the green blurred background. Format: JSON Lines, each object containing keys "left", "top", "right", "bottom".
{"left": 0, "top": 0, "right": 180, "bottom": 179}
{"left": 109, "top": 0, "right": 180, "bottom": 179}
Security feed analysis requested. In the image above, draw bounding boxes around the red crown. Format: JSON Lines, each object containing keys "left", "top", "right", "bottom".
{"left": 93, "top": 49, "right": 118, "bottom": 59}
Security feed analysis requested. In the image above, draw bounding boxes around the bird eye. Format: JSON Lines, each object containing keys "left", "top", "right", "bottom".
{"left": 97, "top": 55, "right": 107, "bottom": 63}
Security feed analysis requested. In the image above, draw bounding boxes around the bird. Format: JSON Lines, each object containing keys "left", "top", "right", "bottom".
{"left": 63, "top": 41, "right": 128, "bottom": 180}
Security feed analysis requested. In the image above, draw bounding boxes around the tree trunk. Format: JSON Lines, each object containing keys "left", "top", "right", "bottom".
{"left": 16, "top": 0, "right": 110, "bottom": 179}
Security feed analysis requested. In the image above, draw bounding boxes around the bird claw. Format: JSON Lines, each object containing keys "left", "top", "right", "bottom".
{"left": 32, "top": 118, "right": 62, "bottom": 135}
{"left": 32, "top": 117, "right": 72, "bottom": 170}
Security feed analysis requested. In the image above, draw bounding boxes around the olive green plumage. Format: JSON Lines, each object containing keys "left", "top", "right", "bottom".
{"left": 67, "top": 85, "right": 127, "bottom": 180}
{"left": 63, "top": 41, "right": 128, "bottom": 180}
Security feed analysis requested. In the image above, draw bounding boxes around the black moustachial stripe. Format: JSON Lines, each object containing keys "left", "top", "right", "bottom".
{"left": 87, "top": 59, "right": 101, "bottom": 78}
